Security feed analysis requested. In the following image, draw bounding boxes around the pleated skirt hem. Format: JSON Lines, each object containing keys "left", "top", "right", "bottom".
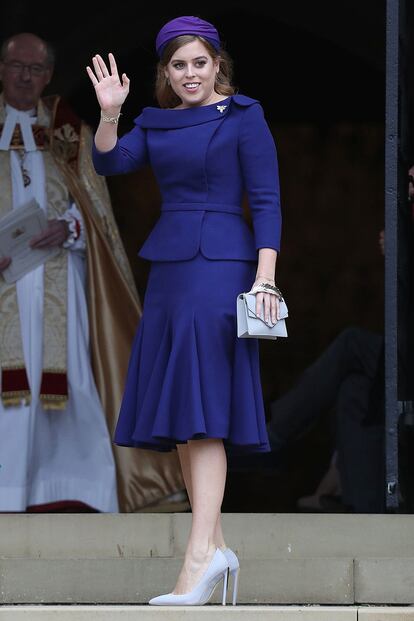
{"left": 114, "top": 252, "right": 271, "bottom": 455}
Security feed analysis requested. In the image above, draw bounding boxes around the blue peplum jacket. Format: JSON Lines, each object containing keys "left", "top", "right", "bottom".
{"left": 92, "top": 94, "right": 282, "bottom": 262}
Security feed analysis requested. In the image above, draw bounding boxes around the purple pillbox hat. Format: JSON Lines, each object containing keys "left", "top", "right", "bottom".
{"left": 155, "top": 15, "right": 221, "bottom": 57}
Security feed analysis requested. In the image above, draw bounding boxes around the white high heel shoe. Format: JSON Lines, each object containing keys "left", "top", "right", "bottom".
{"left": 148, "top": 548, "right": 229, "bottom": 606}
{"left": 222, "top": 547, "right": 240, "bottom": 605}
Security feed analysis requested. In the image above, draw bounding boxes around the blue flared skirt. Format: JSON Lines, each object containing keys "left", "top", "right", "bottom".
{"left": 114, "top": 252, "right": 270, "bottom": 454}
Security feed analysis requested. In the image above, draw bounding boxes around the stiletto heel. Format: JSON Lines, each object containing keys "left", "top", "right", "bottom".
{"left": 149, "top": 548, "right": 229, "bottom": 606}
{"left": 221, "top": 566, "right": 229, "bottom": 605}
{"left": 231, "top": 566, "right": 240, "bottom": 605}
{"left": 221, "top": 547, "right": 240, "bottom": 605}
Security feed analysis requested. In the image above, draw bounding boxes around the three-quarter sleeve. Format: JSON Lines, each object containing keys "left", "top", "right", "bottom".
{"left": 238, "top": 103, "right": 282, "bottom": 252}
{"left": 92, "top": 115, "right": 149, "bottom": 176}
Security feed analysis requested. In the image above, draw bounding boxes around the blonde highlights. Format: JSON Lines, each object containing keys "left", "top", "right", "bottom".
{"left": 154, "top": 35, "right": 235, "bottom": 109}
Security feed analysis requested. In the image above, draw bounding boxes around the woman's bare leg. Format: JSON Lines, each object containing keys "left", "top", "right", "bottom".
{"left": 176, "top": 443, "right": 226, "bottom": 549}
{"left": 173, "top": 438, "right": 227, "bottom": 594}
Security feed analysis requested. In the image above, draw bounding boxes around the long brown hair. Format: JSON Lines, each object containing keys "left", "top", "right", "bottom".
{"left": 155, "top": 35, "right": 235, "bottom": 109}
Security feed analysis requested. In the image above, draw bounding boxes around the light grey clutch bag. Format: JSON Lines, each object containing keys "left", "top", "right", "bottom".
{"left": 237, "top": 292, "right": 288, "bottom": 340}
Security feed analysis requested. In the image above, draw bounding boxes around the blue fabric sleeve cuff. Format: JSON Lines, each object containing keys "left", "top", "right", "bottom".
{"left": 92, "top": 140, "right": 122, "bottom": 175}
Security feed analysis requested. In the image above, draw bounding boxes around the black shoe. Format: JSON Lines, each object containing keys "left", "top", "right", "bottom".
{"left": 319, "top": 494, "right": 353, "bottom": 512}
{"left": 296, "top": 494, "right": 352, "bottom": 513}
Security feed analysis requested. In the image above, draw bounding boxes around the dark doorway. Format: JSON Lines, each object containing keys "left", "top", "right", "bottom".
{"left": 0, "top": 2, "right": 392, "bottom": 512}
{"left": 385, "top": 0, "right": 414, "bottom": 512}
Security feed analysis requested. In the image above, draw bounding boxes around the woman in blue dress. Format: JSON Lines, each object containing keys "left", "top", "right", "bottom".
{"left": 87, "top": 15, "right": 282, "bottom": 606}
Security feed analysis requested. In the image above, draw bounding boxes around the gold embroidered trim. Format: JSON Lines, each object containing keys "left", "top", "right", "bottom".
{"left": 40, "top": 393, "right": 68, "bottom": 402}
{"left": 1, "top": 391, "right": 31, "bottom": 406}
{"left": 40, "top": 394, "right": 68, "bottom": 410}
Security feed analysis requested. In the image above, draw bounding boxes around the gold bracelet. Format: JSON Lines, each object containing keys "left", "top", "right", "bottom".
{"left": 100, "top": 110, "right": 122, "bottom": 124}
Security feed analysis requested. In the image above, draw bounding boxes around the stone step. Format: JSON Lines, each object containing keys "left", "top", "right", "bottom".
{"left": 0, "top": 606, "right": 414, "bottom": 620}
{"left": 2, "top": 513, "right": 414, "bottom": 560}
{"left": 171, "top": 514, "right": 414, "bottom": 560}
{"left": 355, "top": 559, "right": 414, "bottom": 604}
{"left": 0, "top": 557, "right": 353, "bottom": 604}
{"left": 2, "top": 556, "right": 413, "bottom": 605}
{"left": 2, "top": 514, "right": 414, "bottom": 605}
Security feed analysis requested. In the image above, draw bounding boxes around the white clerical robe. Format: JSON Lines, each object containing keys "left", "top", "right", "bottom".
{"left": 0, "top": 106, "right": 118, "bottom": 512}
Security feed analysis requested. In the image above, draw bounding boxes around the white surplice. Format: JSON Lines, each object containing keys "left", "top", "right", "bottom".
{"left": 0, "top": 106, "right": 118, "bottom": 512}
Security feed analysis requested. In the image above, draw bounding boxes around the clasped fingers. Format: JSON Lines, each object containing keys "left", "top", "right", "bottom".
{"left": 30, "top": 219, "right": 68, "bottom": 249}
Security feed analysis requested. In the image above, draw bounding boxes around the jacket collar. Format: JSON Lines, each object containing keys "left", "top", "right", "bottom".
{"left": 135, "top": 96, "right": 232, "bottom": 129}
{"left": 134, "top": 94, "right": 259, "bottom": 129}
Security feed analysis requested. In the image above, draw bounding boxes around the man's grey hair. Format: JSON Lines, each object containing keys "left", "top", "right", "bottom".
{"left": 0, "top": 35, "right": 55, "bottom": 67}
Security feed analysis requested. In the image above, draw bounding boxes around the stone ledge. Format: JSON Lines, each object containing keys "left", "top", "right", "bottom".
{"left": 0, "top": 557, "right": 353, "bottom": 605}
{"left": 3, "top": 606, "right": 414, "bottom": 620}
{"left": 355, "top": 559, "right": 414, "bottom": 604}
{"left": 358, "top": 608, "right": 414, "bottom": 619}
{"left": 2, "top": 514, "right": 414, "bottom": 561}
{"left": 0, "top": 514, "right": 173, "bottom": 560}
{"left": 0, "top": 605, "right": 359, "bottom": 620}
{"left": 171, "top": 514, "right": 414, "bottom": 559}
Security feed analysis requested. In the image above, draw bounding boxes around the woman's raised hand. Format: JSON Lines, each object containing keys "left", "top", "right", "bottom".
{"left": 86, "top": 53, "right": 130, "bottom": 112}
